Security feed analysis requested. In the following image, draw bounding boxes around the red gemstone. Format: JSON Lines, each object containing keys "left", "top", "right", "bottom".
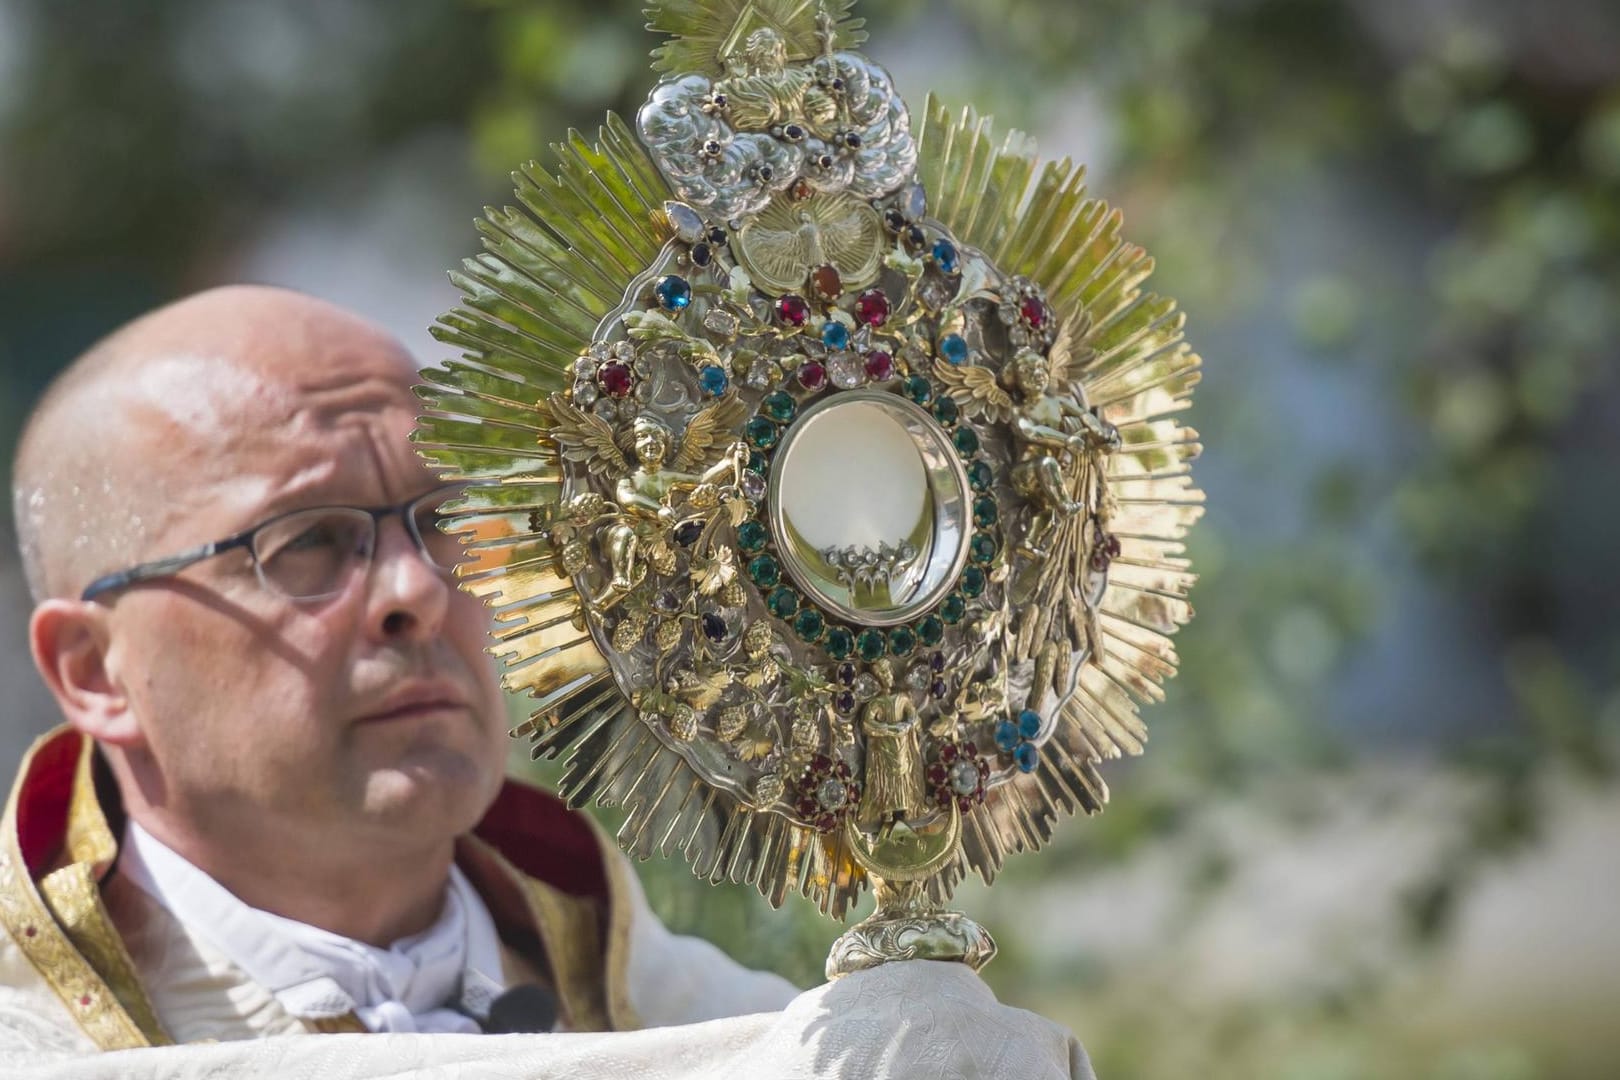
{"left": 814, "top": 812, "right": 836, "bottom": 832}
{"left": 939, "top": 744, "right": 958, "bottom": 763}
{"left": 798, "top": 360, "right": 827, "bottom": 390}
{"left": 791, "top": 178, "right": 815, "bottom": 202}
{"left": 835, "top": 760, "right": 851, "bottom": 779}
{"left": 855, "top": 289, "right": 890, "bottom": 327}
{"left": 958, "top": 796, "right": 974, "bottom": 811}
{"left": 810, "top": 264, "right": 842, "bottom": 300}
{"left": 776, "top": 295, "right": 811, "bottom": 326}
{"left": 79, "top": 994, "right": 91, "bottom": 1007}
{"left": 928, "top": 765, "right": 949, "bottom": 785}
{"left": 1020, "top": 296, "right": 1047, "bottom": 328}
{"left": 23, "top": 925, "right": 36, "bottom": 938}
{"left": 797, "top": 796, "right": 819, "bottom": 817}
{"left": 598, "top": 361, "right": 633, "bottom": 398}
{"left": 863, "top": 350, "right": 894, "bottom": 381}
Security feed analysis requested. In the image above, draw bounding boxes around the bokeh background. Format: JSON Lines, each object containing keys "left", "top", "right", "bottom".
{"left": 2, "top": 0, "right": 1617, "bottom": 1076}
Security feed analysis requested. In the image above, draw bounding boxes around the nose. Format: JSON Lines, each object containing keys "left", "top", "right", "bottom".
{"left": 364, "top": 515, "right": 452, "bottom": 643}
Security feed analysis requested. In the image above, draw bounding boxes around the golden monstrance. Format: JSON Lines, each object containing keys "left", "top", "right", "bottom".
{"left": 415, "top": 0, "right": 1203, "bottom": 977}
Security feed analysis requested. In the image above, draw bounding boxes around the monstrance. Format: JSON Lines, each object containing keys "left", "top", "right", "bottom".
{"left": 415, "top": 0, "right": 1203, "bottom": 977}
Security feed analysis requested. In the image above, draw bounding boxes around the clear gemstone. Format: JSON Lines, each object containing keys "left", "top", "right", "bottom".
{"left": 815, "top": 777, "right": 848, "bottom": 811}
{"left": 948, "top": 759, "right": 980, "bottom": 796}
{"left": 901, "top": 184, "right": 927, "bottom": 220}
{"left": 704, "top": 309, "right": 740, "bottom": 336}
{"left": 573, "top": 381, "right": 599, "bottom": 405}
{"left": 573, "top": 356, "right": 595, "bottom": 377}
{"left": 905, "top": 664, "right": 932, "bottom": 691}
{"left": 828, "top": 351, "right": 865, "bottom": 389}
{"left": 740, "top": 472, "right": 766, "bottom": 501}
{"left": 666, "top": 201, "right": 705, "bottom": 243}
{"left": 746, "top": 360, "right": 782, "bottom": 389}
{"left": 853, "top": 673, "right": 880, "bottom": 700}
{"left": 918, "top": 274, "right": 958, "bottom": 310}
{"left": 593, "top": 398, "right": 616, "bottom": 417}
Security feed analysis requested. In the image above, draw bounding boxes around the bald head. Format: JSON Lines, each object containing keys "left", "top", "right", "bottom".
{"left": 11, "top": 285, "right": 418, "bottom": 601}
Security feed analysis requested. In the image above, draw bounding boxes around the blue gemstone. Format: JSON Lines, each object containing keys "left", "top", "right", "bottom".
{"left": 932, "top": 239, "right": 959, "bottom": 274}
{"left": 698, "top": 365, "right": 728, "bottom": 396}
{"left": 1014, "top": 742, "right": 1040, "bottom": 773}
{"left": 1018, "top": 708, "right": 1041, "bottom": 739}
{"left": 994, "top": 720, "right": 1020, "bottom": 754}
{"left": 656, "top": 275, "right": 692, "bottom": 311}
{"left": 939, "top": 334, "right": 969, "bottom": 365}
{"left": 822, "top": 321, "right": 850, "bottom": 350}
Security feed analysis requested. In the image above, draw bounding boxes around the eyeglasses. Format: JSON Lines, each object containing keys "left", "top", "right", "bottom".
{"left": 79, "top": 485, "right": 467, "bottom": 603}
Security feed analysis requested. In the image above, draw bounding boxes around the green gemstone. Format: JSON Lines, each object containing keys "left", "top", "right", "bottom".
{"left": 856, "top": 627, "right": 887, "bottom": 662}
{"left": 763, "top": 391, "right": 797, "bottom": 423}
{"left": 953, "top": 427, "right": 980, "bottom": 456}
{"left": 746, "top": 416, "right": 778, "bottom": 449}
{"left": 747, "top": 451, "right": 768, "bottom": 475}
{"left": 824, "top": 626, "right": 854, "bottom": 660}
{"left": 903, "top": 376, "right": 933, "bottom": 405}
{"left": 968, "top": 460, "right": 993, "bottom": 492}
{"left": 767, "top": 587, "right": 799, "bottom": 619}
{"left": 747, "top": 554, "right": 780, "bottom": 587}
{"left": 793, "top": 608, "right": 825, "bottom": 642}
{"left": 960, "top": 566, "right": 987, "bottom": 598}
{"left": 737, "top": 520, "right": 768, "bottom": 552}
{"left": 887, "top": 626, "right": 916, "bottom": 657}
{"left": 970, "top": 531, "right": 998, "bottom": 564}
{"left": 973, "top": 496, "right": 999, "bottom": 527}
{"left": 916, "top": 615, "right": 944, "bottom": 646}
{"left": 940, "top": 593, "right": 967, "bottom": 624}
{"left": 932, "top": 396, "right": 959, "bottom": 426}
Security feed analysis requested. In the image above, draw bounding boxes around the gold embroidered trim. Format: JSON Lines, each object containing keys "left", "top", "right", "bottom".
{"left": 0, "top": 730, "right": 150, "bottom": 1051}
{"left": 586, "top": 815, "right": 643, "bottom": 1033}
{"left": 462, "top": 836, "right": 614, "bottom": 1032}
{"left": 304, "top": 1013, "right": 368, "bottom": 1034}
{"left": 63, "top": 743, "right": 116, "bottom": 872}
{"left": 39, "top": 863, "right": 171, "bottom": 1047}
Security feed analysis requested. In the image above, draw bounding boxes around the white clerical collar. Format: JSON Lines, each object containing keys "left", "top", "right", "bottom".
{"left": 117, "top": 820, "right": 506, "bottom": 1033}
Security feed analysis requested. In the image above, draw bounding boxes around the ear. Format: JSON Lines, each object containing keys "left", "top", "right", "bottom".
{"left": 29, "top": 600, "right": 143, "bottom": 747}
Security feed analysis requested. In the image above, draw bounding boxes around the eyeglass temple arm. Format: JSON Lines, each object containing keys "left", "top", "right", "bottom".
{"left": 79, "top": 537, "right": 243, "bottom": 602}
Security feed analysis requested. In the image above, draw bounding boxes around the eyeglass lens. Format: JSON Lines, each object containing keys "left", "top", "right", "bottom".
{"left": 250, "top": 491, "right": 464, "bottom": 599}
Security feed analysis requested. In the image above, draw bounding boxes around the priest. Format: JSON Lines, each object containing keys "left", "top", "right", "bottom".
{"left": 1, "top": 285, "right": 1091, "bottom": 1077}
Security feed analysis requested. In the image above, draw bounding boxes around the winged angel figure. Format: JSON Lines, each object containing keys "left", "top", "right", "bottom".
{"left": 535, "top": 392, "right": 751, "bottom": 599}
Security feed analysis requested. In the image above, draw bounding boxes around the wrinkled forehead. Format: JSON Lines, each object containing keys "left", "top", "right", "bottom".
{"left": 122, "top": 345, "right": 426, "bottom": 540}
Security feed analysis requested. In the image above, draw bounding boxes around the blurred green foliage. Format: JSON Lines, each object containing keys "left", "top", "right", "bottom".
{"left": 3, "top": 0, "right": 1617, "bottom": 1075}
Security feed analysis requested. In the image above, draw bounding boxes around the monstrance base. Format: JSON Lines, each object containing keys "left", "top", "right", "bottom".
{"left": 825, "top": 907, "right": 997, "bottom": 980}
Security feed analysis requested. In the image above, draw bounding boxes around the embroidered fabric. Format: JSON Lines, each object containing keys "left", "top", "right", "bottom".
{"left": 1, "top": 961, "right": 1095, "bottom": 1079}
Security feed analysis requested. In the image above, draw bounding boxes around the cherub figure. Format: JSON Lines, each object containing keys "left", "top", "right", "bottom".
{"left": 534, "top": 392, "right": 749, "bottom": 601}
{"left": 856, "top": 659, "right": 927, "bottom": 839}
{"left": 1007, "top": 349, "right": 1121, "bottom": 558}
{"left": 605, "top": 414, "right": 747, "bottom": 595}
